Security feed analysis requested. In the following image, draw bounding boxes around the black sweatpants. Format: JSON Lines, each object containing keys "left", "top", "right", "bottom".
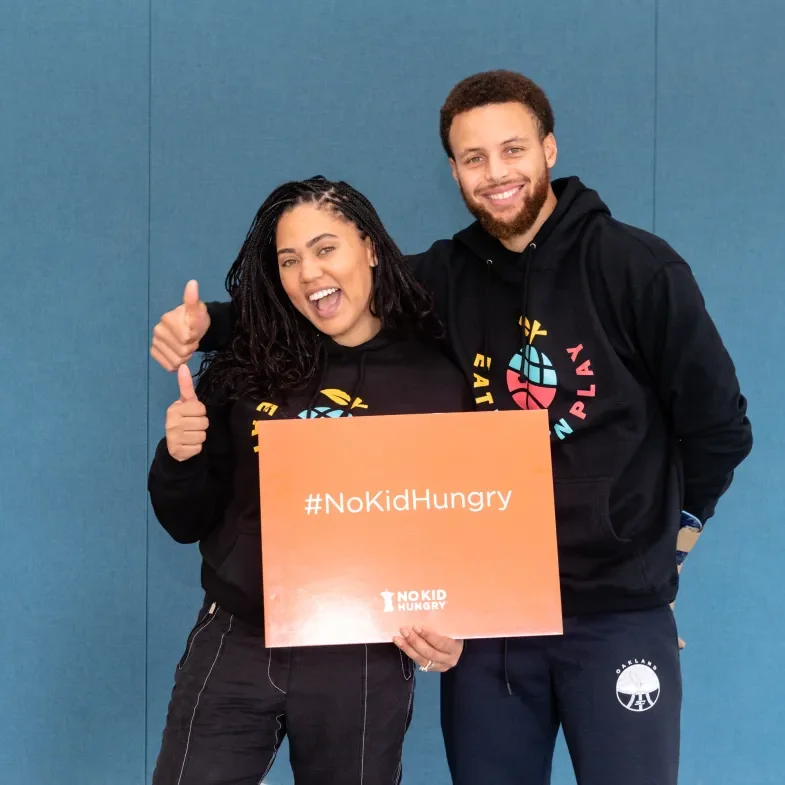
{"left": 153, "top": 601, "right": 415, "bottom": 785}
{"left": 441, "top": 605, "right": 681, "bottom": 785}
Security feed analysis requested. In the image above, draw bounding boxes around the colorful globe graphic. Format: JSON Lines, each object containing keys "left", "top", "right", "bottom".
{"left": 297, "top": 406, "right": 352, "bottom": 419}
{"left": 507, "top": 345, "right": 558, "bottom": 410}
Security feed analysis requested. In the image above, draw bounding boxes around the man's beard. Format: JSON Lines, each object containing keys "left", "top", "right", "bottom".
{"left": 460, "top": 167, "right": 550, "bottom": 241}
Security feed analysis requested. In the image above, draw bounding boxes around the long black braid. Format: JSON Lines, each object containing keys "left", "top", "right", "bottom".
{"left": 198, "top": 175, "right": 442, "bottom": 403}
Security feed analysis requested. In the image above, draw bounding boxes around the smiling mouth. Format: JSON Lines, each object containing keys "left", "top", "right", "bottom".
{"left": 483, "top": 184, "right": 524, "bottom": 205}
{"left": 308, "top": 287, "right": 342, "bottom": 317}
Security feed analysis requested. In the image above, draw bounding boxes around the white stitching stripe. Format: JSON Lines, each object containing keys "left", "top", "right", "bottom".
{"left": 359, "top": 644, "right": 368, "bottom": 785}
{"left": 176, "top": 614, "right": 234, "bottom": 785}
{"left": 178, "top": 613, "right": 217, "bottom": 671}
{"left": 258, "top": 713, "right": 284, "bottom": 784}
{"left": 268, "top": 649, "right": 286, "bottom": 694}
{"left": 394, "top": 679, "right": 415, "bottom": 784}
{"left": 398, "top": 648, "right": 413, "bottom": 681}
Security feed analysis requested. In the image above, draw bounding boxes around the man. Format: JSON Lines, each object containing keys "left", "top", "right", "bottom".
{"left": 151, "top": 71, "right": 752, "bottom": 785}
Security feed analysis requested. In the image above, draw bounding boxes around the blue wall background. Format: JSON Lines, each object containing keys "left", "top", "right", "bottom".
{"left": 1, "top": 1, "right": 782, "bottom": 783}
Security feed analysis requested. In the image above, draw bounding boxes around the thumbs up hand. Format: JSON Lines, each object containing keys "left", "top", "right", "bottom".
{"left": 165, "top": 365, "right": 210, "bottom": 461}
{"left": 151, "top": 280, "right": 211, "bottom": 372}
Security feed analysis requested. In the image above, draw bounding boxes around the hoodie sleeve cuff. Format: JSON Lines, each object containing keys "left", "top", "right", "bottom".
{"left": 151, "top": 439, "right": 207, "bottom": 482}
{"left": 200, "top": 301, "right": 234, "bottom": 353}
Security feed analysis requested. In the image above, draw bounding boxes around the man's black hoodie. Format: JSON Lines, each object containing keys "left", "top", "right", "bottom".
{"left": 200, "top": 177, "right": 753, "bottom": 616}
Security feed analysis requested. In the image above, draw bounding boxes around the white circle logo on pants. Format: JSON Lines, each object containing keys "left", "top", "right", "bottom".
{"left": 616, "top": 663, "right": 660, "bottom": 712}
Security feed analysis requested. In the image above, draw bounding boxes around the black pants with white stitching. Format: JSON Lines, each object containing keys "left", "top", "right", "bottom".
{"left": 152, "top": 600, "right": 415, "bottom": 785}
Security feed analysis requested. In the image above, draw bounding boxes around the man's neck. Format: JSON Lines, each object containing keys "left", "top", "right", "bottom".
{"left": 499, "top": 186, "right": 558, "bottom": 253}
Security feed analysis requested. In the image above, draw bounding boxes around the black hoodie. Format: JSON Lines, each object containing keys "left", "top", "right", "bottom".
{"left": 148, "top": 330, "right": 472, "bottom": 627}
{"left": 200, "top": 177, "right": 752, "bottom": 616}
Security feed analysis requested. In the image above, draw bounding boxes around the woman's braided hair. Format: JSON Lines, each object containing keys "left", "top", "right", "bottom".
{"left": 198, "top": 176, "right": 441, "bottom": 402}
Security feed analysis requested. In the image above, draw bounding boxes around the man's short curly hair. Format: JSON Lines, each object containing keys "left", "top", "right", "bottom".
{"left": 440, "top": 70, "right": 555, "bottom": 157}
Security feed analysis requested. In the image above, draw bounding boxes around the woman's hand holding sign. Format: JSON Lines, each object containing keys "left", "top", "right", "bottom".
{"left": 394, "top": 626, "right": 464, "bottom": 673}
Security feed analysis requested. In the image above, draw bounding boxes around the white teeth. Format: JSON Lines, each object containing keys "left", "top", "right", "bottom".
{"left": 308, "top": 287, "right": 339, "bottom": 302}
{"left": 488, "top": 187, "right": 520, "bottom": 201}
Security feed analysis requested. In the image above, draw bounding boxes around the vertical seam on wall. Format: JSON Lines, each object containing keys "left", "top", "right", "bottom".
{"left": 144, "top": 0, "right": 153, "bottom": 777}
{"left": 652, "top": 0, "right": 659, "bottom": 234}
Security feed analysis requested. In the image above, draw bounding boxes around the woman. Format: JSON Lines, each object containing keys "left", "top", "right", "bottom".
{"left": 148, "top": 176, "right": 471, "bottom": 785}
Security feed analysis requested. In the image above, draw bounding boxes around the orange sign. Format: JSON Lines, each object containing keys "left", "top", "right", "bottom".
{"left": 258, "top": 409, "right": 561, "bottom": 647}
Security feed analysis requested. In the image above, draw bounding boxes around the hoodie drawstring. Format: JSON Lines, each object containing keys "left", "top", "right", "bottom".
{"left": 348, "top": 351, "right": 367, "bottom": 407}
{"left": 519, "top": 242, "right": 536, "bottom": 365}
{"left": 481, "top": 259, "right": 493, "bottom": 364}
{"left": 503, "top": 638, "right": 513, "bottom": 696}
{"left": 481, "top": 243, "right": 537, "bottom": 391}
{"left": 305, "top": 344, "right": 329, "bottom": 419}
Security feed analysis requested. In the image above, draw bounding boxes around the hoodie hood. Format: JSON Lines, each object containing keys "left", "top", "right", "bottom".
{"left": 306, "top": 328, "right": 399, "bottom": 417}
{"left": 319, "top": 327, "right": 399, "bottom": 358}
{"left": 451, "top": 176, "right": 611, "bottom": 364}
{"left": 453, "top": 176, "right": 610, "bottom": 283}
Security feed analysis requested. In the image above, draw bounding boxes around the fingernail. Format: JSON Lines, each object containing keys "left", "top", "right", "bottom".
{"left": 393, "top": 637, "right": 403, "bottom": 648}
{"left": 401, "top": 628, "right": 410, "bottom": 638}
{"left": 413, "top": 626, "right": 422, "bottom": 634}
